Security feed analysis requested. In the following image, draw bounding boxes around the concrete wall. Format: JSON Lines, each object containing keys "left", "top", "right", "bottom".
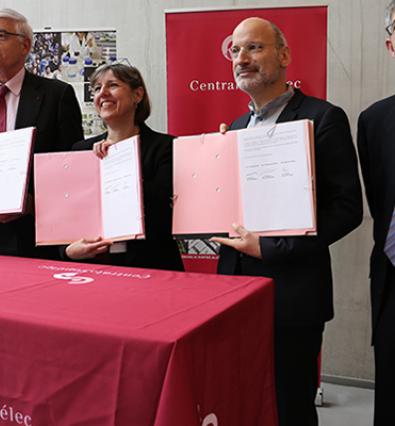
{"left": 1, "top": 0, "right": 391, "bottom": 382}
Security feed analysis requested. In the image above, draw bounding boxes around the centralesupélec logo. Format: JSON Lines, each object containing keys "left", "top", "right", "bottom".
{"left": 53, "top": 272, "right": 94, "bottom": 285}
{"left": 221, "top": 35, "right": 233, "bottom": 61}
{"left": 202, "top": 413, "right": 218, "bottom": 426}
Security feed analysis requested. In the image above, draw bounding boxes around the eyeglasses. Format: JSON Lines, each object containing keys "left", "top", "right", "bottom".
{"left": 0, "top": 29, "right": 25, "bottom": 42}
{"left": 386, "top": 21, "right": 395, "bottom": 36}
{"left": 228, "top": 42, "right": 275, "bottom": 59}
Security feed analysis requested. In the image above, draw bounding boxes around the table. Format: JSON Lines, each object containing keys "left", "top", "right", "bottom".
{"left": 0, "top": 256, "right": 277, "bottom": 426}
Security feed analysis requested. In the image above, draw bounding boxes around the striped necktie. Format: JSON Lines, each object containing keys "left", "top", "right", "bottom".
{"left": 384, "top": 207, "right": 395, "bottom": 266}
{"left": 0, "top": 84, "right": 9, "bottom": 132}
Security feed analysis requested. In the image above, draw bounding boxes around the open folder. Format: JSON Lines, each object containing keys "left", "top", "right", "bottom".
{"left": 34, "top": 136, "right": 144, "bottom": 245}
{"left": 173, "top": 119, "right": 316, "bottom": 238}
{"left": 0, "top": 127, "right": 35, "bottom": 217}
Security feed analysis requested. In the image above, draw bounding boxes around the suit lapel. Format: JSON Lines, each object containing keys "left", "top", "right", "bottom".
{"left": 15, "top": 72, "right": 44, "bottom": 130}
{"left": 385, "top": 113, "right": 395, "bottom": 207}
{"left": 230, "top": 112, "right": 251, "bottom": 130}
{"left": 276, "top": 89, "right": 304, "bottom": 123}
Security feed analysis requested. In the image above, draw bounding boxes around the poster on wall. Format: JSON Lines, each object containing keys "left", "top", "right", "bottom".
{"left": 25, "top": 29, "right": 117, "bottom": 137}
{"left": 165, "top": 6, "right": 327, "bottom": 272}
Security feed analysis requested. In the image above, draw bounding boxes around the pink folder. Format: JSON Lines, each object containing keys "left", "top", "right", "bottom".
{"left": 173, "top": 131, "right": 242, "bottom": 238}
{"left": 173, "top": 120, "right": 316, "bottom": 238}
{"left": 34, "top": 137, "right": 145, "bottom": 245}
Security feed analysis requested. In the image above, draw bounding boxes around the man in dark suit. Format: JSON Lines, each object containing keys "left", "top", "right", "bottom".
{"left": 357, "top": 2, "right": 395, "bottom": 424}
{"left": 212, "top": 17, "right": 362, "bottom": 426}
{"left": 0, "top": 8, "right": 83, "bottom": 258}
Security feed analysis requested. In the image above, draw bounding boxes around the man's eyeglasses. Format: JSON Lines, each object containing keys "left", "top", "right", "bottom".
{"left": 386, "top": 21, "right": 395, "bottom": 36}
{"left": 0, "top": 29, "right": 25, "bottom": 42}
{"left": 228, "top": 43, "right": 274, "bottom": 59}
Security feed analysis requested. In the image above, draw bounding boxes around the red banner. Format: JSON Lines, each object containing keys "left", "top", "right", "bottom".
{"left": 166, "top": 6, "right": 327, "bottom": 136}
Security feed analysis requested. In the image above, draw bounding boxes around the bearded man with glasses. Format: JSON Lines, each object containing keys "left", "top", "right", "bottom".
{"left": 213, "top": 17, "right": 362, "bottom": 426}
{"left": 0, "top": 8, "right": 83, "bottom": 259}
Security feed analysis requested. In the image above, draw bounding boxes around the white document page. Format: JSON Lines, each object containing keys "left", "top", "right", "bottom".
{"left": 237, "top": 120, "right": 314, "bottom": 232}
{"left": 100, "top": 137, "right": 143, "bottom": 239}
{"left": 0, "top": 127, "right": 34, "bottom": 213}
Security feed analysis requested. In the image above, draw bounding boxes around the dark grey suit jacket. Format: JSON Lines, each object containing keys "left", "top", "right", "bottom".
{"left": 358, "top": 95, "right": 395, "bottom": 339}
{"left": 218, "top": 89, "right": 363, "bottom": 326}
{"left": 0, "top": 71, "right": 83, "bottom": 258}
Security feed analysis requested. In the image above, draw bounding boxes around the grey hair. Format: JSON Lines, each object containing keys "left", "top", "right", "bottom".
{"left": 270, "top": 21, "right": 288, "bottom": 49}
{"left": 0, "top": 8, "right": 33, "bottom": 45}
{"left": 385, "top": 1, "right": 395, "bottom": 29}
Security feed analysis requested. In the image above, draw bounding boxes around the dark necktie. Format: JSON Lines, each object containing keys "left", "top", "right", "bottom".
{"left": 0, "top": 84, "right": 9, "bottom": 132}
{"left": 384, "top": 207, "right": 395, "bottom": 267}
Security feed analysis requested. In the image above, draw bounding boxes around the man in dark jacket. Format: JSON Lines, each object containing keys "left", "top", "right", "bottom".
{"left": 0, "top": 8, "right": 83, "bottom": 259}
{"left": 357, "top": 2, "right": 395, "bottom": 424}
{"left": 213, "top": 17, "right": 362, "bottom": 426}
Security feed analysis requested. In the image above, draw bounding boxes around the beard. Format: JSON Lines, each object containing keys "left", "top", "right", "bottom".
{"left": 234, "top": 65, "right": 280, "bottom": 93}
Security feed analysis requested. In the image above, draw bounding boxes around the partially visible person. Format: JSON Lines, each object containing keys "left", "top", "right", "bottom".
{"left": 357, "top": 2, "right": 395, "bottom": 424}
{"left": 68, "top": 31, "right": 100, "bottom": 60}
{"left": 43, "top": 64, "right": 53, "bottom": 78}
{"left": 65, "top": 63, "right": 183, "bottom": 271}
{"left": 212, "top": 17, "right": 362, "bottom": 426}
{"left": 0, "top": 8, "right": 83, "bottom": 259}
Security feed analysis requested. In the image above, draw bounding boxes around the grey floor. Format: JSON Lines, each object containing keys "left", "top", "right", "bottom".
{"left": 318, "top": 382, "right": 374, "bottom": 426}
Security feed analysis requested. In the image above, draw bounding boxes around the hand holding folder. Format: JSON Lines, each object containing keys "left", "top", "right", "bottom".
{"left": 211, "top": 223, "right": 263, "bottom": 259}
{"left": 65, "top": 236, "right": 113, "bottom": 259}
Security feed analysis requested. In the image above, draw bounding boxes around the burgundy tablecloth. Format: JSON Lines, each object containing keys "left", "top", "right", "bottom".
{"left": 0, "top": 256, "right": 277, "bottom": 426}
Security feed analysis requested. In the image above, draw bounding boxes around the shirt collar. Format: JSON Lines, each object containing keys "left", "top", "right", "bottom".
{"left": 248, "top": 86, "right": 294, "bottom": 121}
{"left": 4, "top": 68, "right": 26, "bottom": 97}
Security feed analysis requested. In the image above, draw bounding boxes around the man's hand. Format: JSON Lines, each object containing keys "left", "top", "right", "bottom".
{"left": 219, "top": 123, "right": 229, "bottom": 134}
{"left": 65, "top": 237, "right": 112, "bottom": 260}
{"left": 211, "top": 224, "right": 262, "bottom": 259}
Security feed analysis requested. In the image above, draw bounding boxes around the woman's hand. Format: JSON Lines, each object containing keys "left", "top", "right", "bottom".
{"left": 93, "top": 140, "right": 114, "bottom": 159}
{"left": 65, "top": 237, "right": 112, "bottom": 260}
